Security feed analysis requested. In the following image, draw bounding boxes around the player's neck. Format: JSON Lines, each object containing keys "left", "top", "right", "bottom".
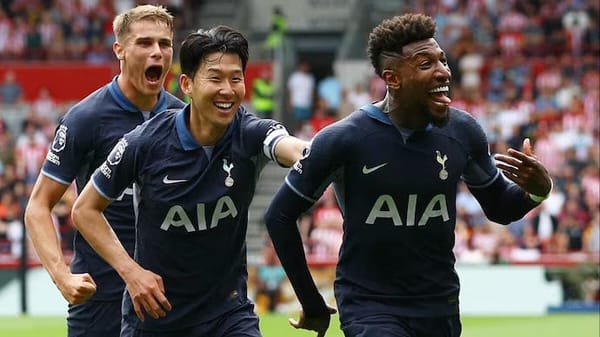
{"left": 188, "top": 110, "right": 228, "bottom": 146}
{"left": 117, "top": 75, "right": 159, "bottom": 112}
{"left": 380, "top": 93, "right": 428, "bottom": 130}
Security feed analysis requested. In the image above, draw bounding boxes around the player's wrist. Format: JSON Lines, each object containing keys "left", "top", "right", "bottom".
{"left": 527, "top": 179, "right": 553, "bottom": 203}
{"left": 528, "top": 192, "right": 547, "bottom": 203}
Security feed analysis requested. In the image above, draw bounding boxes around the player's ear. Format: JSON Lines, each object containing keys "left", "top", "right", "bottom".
{"left": 382, "top": 69, "right": 400, "bottom": 90}
{"left": 180, "top": 74, "right": 193, "bottom": 96}
{"left": 113, "top": 41, "right": 124, "bottom": 60}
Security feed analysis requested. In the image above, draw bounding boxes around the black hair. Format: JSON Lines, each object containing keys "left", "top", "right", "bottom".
{"left": 367, "top": 13, "right": 437, "bottom": 76}
{"left": 179, "top": 25, "right": 249, "bottom": 78}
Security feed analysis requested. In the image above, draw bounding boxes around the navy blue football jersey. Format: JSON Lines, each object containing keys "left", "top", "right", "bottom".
{"left": 285, "top": 104, "right": 501, "bottom": 321}
{"left": 90, "top": 105, "right": 290, "bottom": 330}
{"left": 41, "top": 77, "right": 184, "bottom": 300}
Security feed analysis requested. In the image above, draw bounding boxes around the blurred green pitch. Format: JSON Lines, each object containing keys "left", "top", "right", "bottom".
{"left": 0, "top": 313, "right": 597, "bottom": 337}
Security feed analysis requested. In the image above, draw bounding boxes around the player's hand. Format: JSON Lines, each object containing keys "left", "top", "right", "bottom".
{"left": 123, "top": 266, "right": 171, "bottom": 321}
{"left": 55, "top": 272, "right": 97, "bottom": 305}
{"left": 494, "top": 138, "right": 552, "bottom": 197}
{"left": 289, "top": 304, "right": 337, "bottom": 337}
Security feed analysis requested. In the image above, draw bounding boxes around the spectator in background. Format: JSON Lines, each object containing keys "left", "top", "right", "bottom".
{"left": 347, "top": 82, "right": 371, "bottom": 110}
{"left": 337, "top": 88, "right": 356, "bottom": 120}
{"left": 86, "top": 37, "right": 113, "bottom": 64}
{"left": 0, "top": 9, "right": 11, "bottom": 58}
{"left": 309, "top": 185, "right": 343, "bottom": 262}
{"left": 530, "top": 203, "right": 560, "bottom": 250}
{"left": 0, "top": 70, "right": 23, "bottom": 105}
{"left": 5, "top": 207, "right": 23, "bottom": 258}
{"left": 31, "top": 87, "right": 58, "bottom": 124}
{"left": 0, "top": 190, "right": 20, "bottom": 220}
{"left": 254, "top": 238, "right": 286, "bottom": 313}
{"left": 0, "top": 117, "right": 14, "bottom": 172}
{"left": 14, "top": 120, "right": 47, "bottom": 187}
{"left": 287, "top": 61, "right": 315, "bottom": 132}
{"left": 46, "top": 29, "right": 68, "bottom": 60}
{"left": 317, "top": 69, "right": 342, "bottom": 115}
{"left": 65, "top": 20, "right": 88, "bottom": 60}
{"left": 582, "top": 210, "right": 600, "bottom": 253}
{"left": 264, "top": 6, "right": 287, "bottom": 52}
{"left": 250, "top": 67, "right": 275, "bottom": 119}
{"left": 309, "top": 98, "right": 336, "bottom": 135}
{"left": 38, "top": 10, "right": 60, "bottom": 53}
{"left": 6, "top": 15, "right": 27, "bottom": 60}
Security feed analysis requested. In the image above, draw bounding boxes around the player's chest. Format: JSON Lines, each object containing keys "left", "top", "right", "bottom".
{"left": 141, "top": 143, "right": 257, "bottom": 205}
{"left": 347, "top": 133, "right": 468, "bottom": 192}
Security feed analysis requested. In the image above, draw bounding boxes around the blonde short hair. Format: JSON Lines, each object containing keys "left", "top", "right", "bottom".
{"left": 113, "top": 4, "right": 174, "bottom": 43}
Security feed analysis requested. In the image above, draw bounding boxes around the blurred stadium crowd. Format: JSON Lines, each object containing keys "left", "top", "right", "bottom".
{"left": 0, "top": 0, "right": 189, "bottom": 62}
{"left": 0, "top": 0, "right": 598, "bottom": 304}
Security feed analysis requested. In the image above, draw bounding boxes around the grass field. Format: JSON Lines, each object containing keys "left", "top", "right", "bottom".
{"left": 0, "top": 313, "right": 598, "bottom": 337}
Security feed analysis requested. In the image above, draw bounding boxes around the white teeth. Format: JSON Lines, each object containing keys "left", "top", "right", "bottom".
{"left": 215, "top": 103, "right": 233, "bottom": 109}
{"left": 429, "top": 86, "right": 449, "bottom": 93}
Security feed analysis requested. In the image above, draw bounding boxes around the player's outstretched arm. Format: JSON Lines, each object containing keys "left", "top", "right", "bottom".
{"left": 273, "top": 136, "right": 309, "bottom": 167}
{"left": 24, "top": 175, "right": 97, "bottom": 305}
{"left": 265, "top": 184, "right": 335, "bottom": 335}
{"left": 494, "top": 138, "right": 552, "bottom": 199}
{"left": 71, "top": 182, "right": 171, "bottom": 321}
{"left": 289, "top": 305, "right": 338, "bottom": 337}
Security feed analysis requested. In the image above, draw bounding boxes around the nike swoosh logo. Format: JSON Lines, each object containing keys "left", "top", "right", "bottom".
{"left": 162, "top": 175, "right": 187, "bottom": 184}
{"left": 362, "top": 163, "right": 388, "bottom": 174}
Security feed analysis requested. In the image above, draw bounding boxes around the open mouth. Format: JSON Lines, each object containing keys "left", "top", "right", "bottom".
{"left": 145, "top": 65, "right": 163, "bottom": 84}
{"left": 429, "top": 85, "right": 451, "bottom": 106}
{"left": 214, "top": 102, "right": 234, "bottom": 111}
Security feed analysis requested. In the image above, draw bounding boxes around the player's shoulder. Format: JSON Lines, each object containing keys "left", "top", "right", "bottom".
{"left": 237, "top": 105, "right": 285, "bottom": 132}
{"left": 445, "top": 106, "right": 485, "bottom": 134}
{"left": 162, "top": 91, "right": 186, "bottom": 109}
{"left": 308, "top": 108, "right": 368, "bottom": 150}
{"left": 440, "top": 106, "right": 488, "bottom": 149}
{"left": 448, "top": 106, "right": 478, "bottom": 124}
{"left": 136, "top": 108, "right": 179, "bottom": 135}
{"left": 63, "top": 84, "right": 112, "bottom": 123}
{"left": 328, "top": 105, "right": 379, "bottom": 135}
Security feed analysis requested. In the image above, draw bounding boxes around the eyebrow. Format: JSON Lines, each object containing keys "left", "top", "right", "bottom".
{"left": 135, "top": 36, "right": 172, "bottom": 43}
{"left": 204, "top": 67, "right": 243, "bottom": 74}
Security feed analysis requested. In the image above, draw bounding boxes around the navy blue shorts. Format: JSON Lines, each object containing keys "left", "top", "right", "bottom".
{"left": 121, "top": 301, "right": 260, "bottom": 337}
{"left": 67, "top": 300, "right": 122, "bottom": 337}
{"left": 341, "top": 314, "right": 461, "bottom": 337}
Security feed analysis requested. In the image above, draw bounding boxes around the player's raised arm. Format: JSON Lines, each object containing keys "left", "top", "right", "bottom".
{"left": 494, "top": 138, "right": 553, "bottom": 199}
{"left": 71, "top": 182, "right": 171, "bottom": 321}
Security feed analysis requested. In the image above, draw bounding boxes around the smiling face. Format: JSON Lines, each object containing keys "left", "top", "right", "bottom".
{"left": 385, "top": 38, "right": 452, "bottom": 128}
{"left": 181, "top": 52, "right": 245, "bottom": 139}
{"left": 114, "top": 19, "right": 173, "bottom": 109}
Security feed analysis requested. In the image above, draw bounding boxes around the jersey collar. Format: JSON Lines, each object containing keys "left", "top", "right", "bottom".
{"left": 175, "top": 105, "right": 237, "bottom": 151}
{"left": 360, "top": 103, "right": 434, "bottom": 132}
{"left": 108, "top": 76, "right": 170, "bottom": 113}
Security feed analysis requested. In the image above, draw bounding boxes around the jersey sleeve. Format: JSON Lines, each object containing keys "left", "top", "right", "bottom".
{"left": 459, "top": 112, "right": 500, "bottom": 187}
{"left": 285, "top": 123, "right": 347, "bottom": 202}
{"left": 458, "top": 111, "right": 538, "bottom": 224}
{"left": 41, "top": 109, "right": 96, "bottom": 185}
{"left": 241, "top": 113, "right": 290, "bottom": 165}
{"left": 90, "top": 129, "right": 140, "bottom": 200}
{"left": 262, "top": 122, "right": 290, "bottom": 166}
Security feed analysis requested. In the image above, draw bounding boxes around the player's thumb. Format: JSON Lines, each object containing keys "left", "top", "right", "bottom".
{"left": 523, "top": 138, "right": 533, "bottom": 156}
{"left": 288, "top": 317, "right": 300, "bottom": 329}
